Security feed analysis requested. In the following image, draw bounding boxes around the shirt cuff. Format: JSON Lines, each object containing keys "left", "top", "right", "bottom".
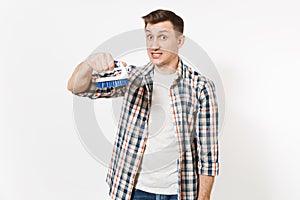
{"left": 199, "top": 162, "right": 219, "bottom": 176}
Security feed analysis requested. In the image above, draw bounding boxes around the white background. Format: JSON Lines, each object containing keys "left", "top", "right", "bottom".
{"left": 1, "top": 0, "right": 300, "bottom": 199}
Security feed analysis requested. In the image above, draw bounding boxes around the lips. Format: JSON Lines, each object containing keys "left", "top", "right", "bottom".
{"left": 151, "top": 52, "right": 163, "bottom": 59}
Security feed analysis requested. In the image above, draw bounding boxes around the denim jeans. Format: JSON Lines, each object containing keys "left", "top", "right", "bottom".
{"left": 131, "top": 188, "right": 178, "bottom": 200}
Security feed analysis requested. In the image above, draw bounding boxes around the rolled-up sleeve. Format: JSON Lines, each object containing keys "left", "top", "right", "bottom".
{"left": 196, "top": 79, "right": 219, "bottom": 176}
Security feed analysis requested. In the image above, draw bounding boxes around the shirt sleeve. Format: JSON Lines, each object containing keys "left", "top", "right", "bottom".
{"left": 74, "top": 65, "right": 136, "bottom": 99}
{"left": 196, "top": 79, "right": 219, "bottom": 176}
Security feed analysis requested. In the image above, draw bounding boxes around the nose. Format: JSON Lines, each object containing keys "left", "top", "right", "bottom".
{"left": 149, "top": 38, "right": 160, "bottom": 51}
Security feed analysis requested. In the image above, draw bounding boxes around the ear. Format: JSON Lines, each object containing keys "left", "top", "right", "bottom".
{"left": 177, "top": 35, "right": 185, "bottom": 48}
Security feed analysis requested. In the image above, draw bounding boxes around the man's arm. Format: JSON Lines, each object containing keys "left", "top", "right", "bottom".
{"left": 196, "top": 79, "right": 219, "bottom": 200}
{"left": 198, "top": 175, "right": 215, "bottom": 200}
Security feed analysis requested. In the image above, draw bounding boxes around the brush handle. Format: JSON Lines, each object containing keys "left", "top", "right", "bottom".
{"left": 96, "top": 60, "right": 129, "bottom": 88}
{"left": 95, "top": 60, "right": 129, "bottom": 83}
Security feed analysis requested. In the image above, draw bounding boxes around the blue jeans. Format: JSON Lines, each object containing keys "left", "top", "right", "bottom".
{"left": 131, "top": 188, "right": 178, "bottom": 200}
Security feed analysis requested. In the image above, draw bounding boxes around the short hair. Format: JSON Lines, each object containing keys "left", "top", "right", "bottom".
{"left": 142, "top": 9, "right": 184, "bottom": 34}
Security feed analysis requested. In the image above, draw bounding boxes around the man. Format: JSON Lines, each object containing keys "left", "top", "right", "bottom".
{"left": 68, "top": 9, "right": 219, "bottom": 200}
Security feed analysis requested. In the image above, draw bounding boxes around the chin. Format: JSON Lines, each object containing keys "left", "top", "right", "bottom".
{"left": 151, "top": 59, "right": 164, "bottom": 66}
{"left": 150, "top": 56, "right": 165, "bottom": 64}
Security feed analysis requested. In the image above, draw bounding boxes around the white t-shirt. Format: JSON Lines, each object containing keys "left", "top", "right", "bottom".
{"left": 135, "top": 69, "right": 178, "bottom": 194}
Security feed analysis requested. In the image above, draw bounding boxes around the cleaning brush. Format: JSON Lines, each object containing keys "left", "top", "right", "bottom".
{"left": 95, "top": 61, "right": 129, "bottom": 88}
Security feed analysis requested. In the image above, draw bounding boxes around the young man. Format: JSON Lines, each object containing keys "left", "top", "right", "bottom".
{"left": 68, "top": 9, "right": 219, "bottom": 200}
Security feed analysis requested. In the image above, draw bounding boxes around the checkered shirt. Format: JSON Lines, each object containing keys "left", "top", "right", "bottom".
{"left": 76, "top": 59, "right": 219, "bottom": 200}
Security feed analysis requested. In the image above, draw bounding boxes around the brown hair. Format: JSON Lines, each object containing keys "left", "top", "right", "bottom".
{"left": 142, "top": 9, "right": 184, "bottom": 34}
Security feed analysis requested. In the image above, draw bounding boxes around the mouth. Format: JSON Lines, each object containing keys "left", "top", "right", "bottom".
{"left": 151, "top": 52, "right": 163, "bottom": 59}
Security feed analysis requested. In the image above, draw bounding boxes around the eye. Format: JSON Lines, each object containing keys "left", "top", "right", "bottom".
{"left": 147, "top": 35, "right": 153, "bottom": 40}
{"left": 160, "top": 35, "right": 167, "bottom": 40}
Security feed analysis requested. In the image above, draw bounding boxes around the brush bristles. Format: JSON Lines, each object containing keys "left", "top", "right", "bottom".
{"left": 97, "top": 79, "right": 128, "bottom": 88}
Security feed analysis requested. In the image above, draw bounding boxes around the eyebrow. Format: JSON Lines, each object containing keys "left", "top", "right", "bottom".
{"left": 145, "top": 29, "right": 170, "bottom": 33}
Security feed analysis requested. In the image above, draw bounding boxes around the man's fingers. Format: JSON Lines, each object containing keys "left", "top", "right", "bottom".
{"left": 86, "top": 52, "right": 121, "bottom": 72}
{"left": 121, "top": 61, "right": 127, "bottom": 67}
{"left": 105, "top": 53, "right": 115, "bottom": 71}
{"left": 99, "top": 56, "right": 108, "bottom": 71}
{"left": 108, "top": 60, "right": 115, "bottom": 71}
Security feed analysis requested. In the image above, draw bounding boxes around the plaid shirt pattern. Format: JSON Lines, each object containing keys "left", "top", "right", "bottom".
{"left": 76, "top": 59, "right": 219, "bottom": 200}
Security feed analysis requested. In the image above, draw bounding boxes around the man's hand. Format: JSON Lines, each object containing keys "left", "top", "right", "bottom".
{"left": 67, "top": 52, "right": 117, "bottom": 93}
{"left": 197, "top": 175, "right": 215, "bottom": 200}
{"left": 85, "top": 52, "right": 115, "bottom": 72}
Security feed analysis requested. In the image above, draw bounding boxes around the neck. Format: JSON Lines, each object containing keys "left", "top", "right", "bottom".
{"left": 155, "top": 57, "right": 179, "bottom": 75}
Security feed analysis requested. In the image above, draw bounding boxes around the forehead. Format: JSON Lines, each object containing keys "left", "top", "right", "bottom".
{"left": 145, "top": 21, "right": 176, "bottom": 34}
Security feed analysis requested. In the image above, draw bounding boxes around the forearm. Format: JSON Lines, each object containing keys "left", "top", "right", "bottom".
{"left": 67, "top": 61, "right": 94, "bottom": 93}
{"left": 197, "top": 174, "right": 215, "bottom": 200}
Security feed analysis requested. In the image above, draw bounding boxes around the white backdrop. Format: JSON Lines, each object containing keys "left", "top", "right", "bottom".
{"left": 1, "top": 0, "right": 300, "bottom": 199}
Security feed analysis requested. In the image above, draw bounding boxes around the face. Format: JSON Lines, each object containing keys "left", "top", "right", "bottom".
{"left": 145, "top": 21, "right": 184, "bottom": 68}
